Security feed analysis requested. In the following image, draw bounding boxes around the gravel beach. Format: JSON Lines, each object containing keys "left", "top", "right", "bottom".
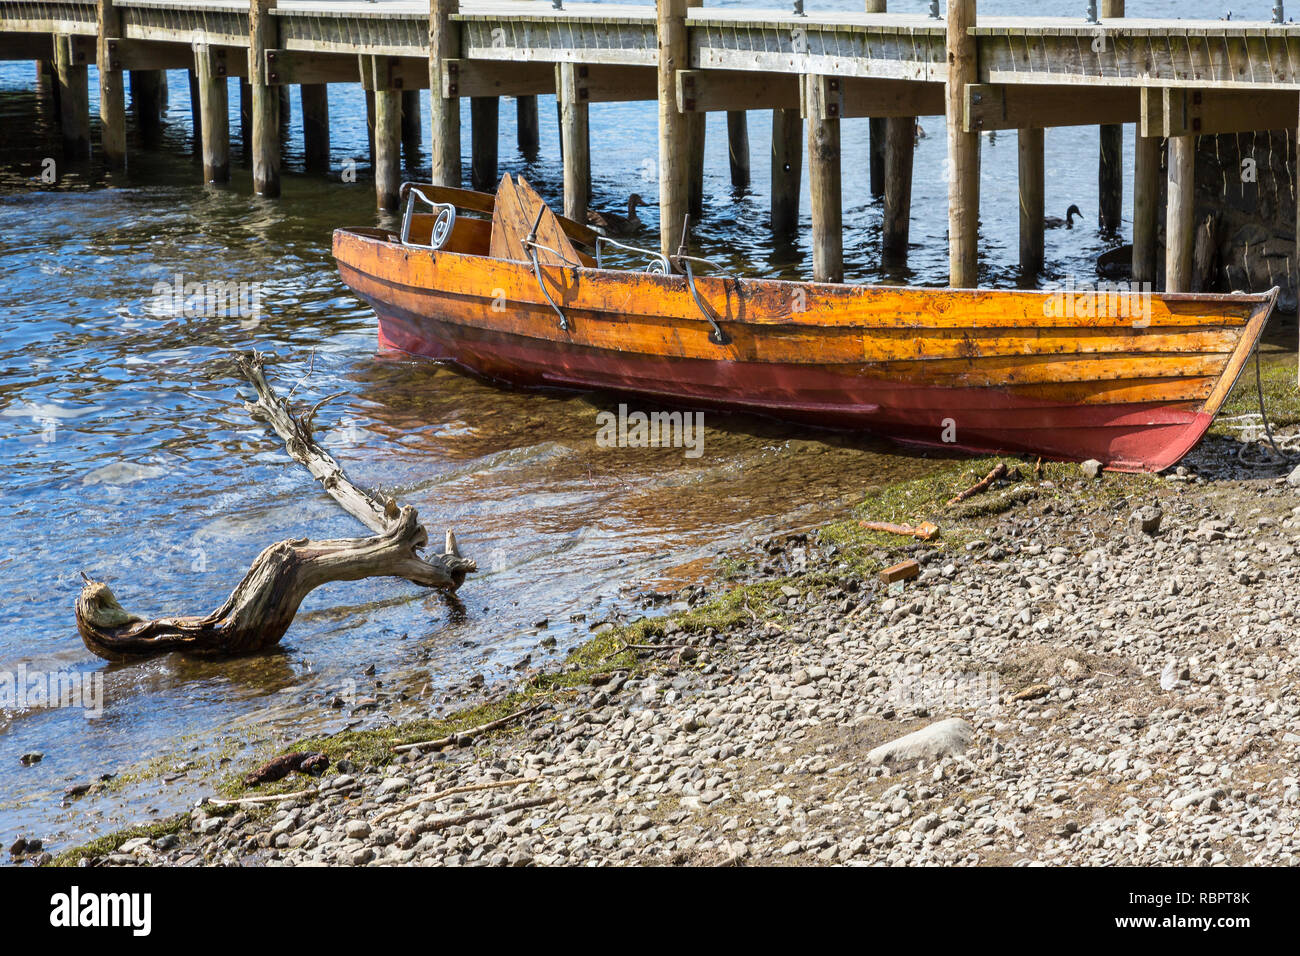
{"left": 33, "top": 432, "right": 1300, "bottom": 868}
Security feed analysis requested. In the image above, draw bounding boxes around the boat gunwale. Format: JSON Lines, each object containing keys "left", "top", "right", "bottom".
{"left": 334, "top": 225, "right": 1279, "bottom": 307}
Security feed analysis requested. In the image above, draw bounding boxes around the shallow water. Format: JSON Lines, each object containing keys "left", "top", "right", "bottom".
{"left": 0, "top": 0, "right": 1232, "bottom": 852}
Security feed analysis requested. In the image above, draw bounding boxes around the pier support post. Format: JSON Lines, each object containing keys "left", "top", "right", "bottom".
{"left": 807, "top": 76, "right": 843, "bottom": 283}
{"left": 687, "top": 111, "right": 706, "bottom": 218}
{"left": 945, "top": 0, "right": 980, "bottom": 288}
{"left": 301, "top": 84, "right": 330, "bottom": 173}
{"left": 1018, "top": 127, "right": 1045, "bottom": 277}
{"left": 401, "top": 89, "right": 421, "bottom": 168}
{"left": 470, "top": 96, "right": 498, "bottom": 192}
{"left": 658, "top": 0, "right": 688, "bottom": 255}
{"left": 727, "top": 111, "right": 749, "bottom": 189}
{"left": 96, "top": 0, "right": 126, "bottom": 167}
{"left": 53, "top": 35, "right": 90, "bottom": 159}
{"left": 249, "top": 0, "right": 280, "bottom": 197}
{"left": 429, "top": 0, "right": 461, "bottom": 188}
{"left": 558, "top": 62, "right": 589, "bottom": 224}
{"left": 1132, "top": 133, "right": 1160, "bottom": 285}
{"left": 130, "top": 70, "right": 163, "bottom": 148}
{"left": 1098, "top": 0, "right": 1124, "bottom": 235}
{"left": 374, "top": 85, "right": 402, "bottom": 211}
{"left": 239, "top": 79, "right": 251, "bottom": 162}
{"left": 882, "top": 115, "right": 914, "bottom": 268}
{"left": 36, "top": 59, "right": 54, "bottom": 98}
{"left": 187, "top": 68, "right": 202, "bottom": 157}
{"left": 1166, "top": 135, "right": 1195, "bottom": 293}
{"left": 365, "top": 91, "right": 376, "bottom": 168}
{"left": 866, "top": 1, "right": 887, "bottom": 198}
{"left": 194, "top": 45, "right": 230, "bottom": 183}
{"left": 771, "top": 107, "right": 802, "bottom": 236}
{"left": 517, "top": 95, "right": 539, "bottom": 158}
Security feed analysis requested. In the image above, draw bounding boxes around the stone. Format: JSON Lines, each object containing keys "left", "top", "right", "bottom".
{"left": 866, "top": 718, "right": 973, "bottom": 766}
{"left": 1132, "top": 505, "right": 1162, "bottom": 535}
{"left": 1080, "top": 460, "right": 1103, "bottom": 479}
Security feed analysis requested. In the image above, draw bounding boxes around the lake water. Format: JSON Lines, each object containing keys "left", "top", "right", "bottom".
{"left": 0, "top": 0, "right": 1239, "bottom": 852}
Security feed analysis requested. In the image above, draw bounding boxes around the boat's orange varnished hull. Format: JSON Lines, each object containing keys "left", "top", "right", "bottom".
{"left": 333, "top": 226, "right": 1276, "bottom": 472}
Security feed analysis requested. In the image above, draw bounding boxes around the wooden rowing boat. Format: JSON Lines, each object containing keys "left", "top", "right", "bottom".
{"left": 333, "top": 176, "right": 1277, "bottom": 473}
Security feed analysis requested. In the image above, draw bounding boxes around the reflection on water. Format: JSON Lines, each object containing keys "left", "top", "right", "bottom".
{"left": 0, "top": 0, "right": 1222, "bottom": 851}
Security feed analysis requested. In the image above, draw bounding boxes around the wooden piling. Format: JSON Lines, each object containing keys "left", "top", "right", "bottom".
{"left": 429, "top": 0, "right": 461, "bottom": 188}
{"left": 96, "top": 0, "right": 126, "bottom": 167}
{"left": 401, "top": 89, "right": 421, "bottom": 167}
{"left": 301, "top": 83, "right": 330, "bottom": 174}
{"left": 374, "top": 83, "right": 402, "bottom": 211}
{"left": 249, "top": 0, "right": 280, "bottom": 197}
{"left": 366, "top": 91, "right": 375, "bottom": 168}
{"left": 516, "top": 94, "right": 539, "bottom": 158}
{"left": 1017, "top": 127, "right": 1045, "bottom": 277}
{"left": 881, "top": 115, "right": 914, "bottom": 268}
{"left": 806, "top": 76, "right": 843, "bottom": 283}
{"left": 945, "top": 0, "right": 980, "bottom": 288}
{"left": 187, "top": 68, "right": 201, "bottom": 157}
{"left": 557, "top": 62, "right": 589, "bottom": 223}
{"left": 1166, "top": 135, "right": 1195, "bottom": 293}
{"left": 194, "top": 46, "right": 229, "bottom": 183}
{"left": 470, "top": 96, "right": 499, "bottom": 192}
{"left": 770, "top": 107, "right": 802, "bottom": 236}
{"left": 658, "top": 0, "right": 688, "bottom": 255}
{"left": 53, "top": 35, "right": 90, "bottom": 159}
{"left": 130, "top": 70, "right": 163, "bottom": 148}
{"left": 687, "top": 111, "right": 705, "bottom": 218}
{"left": 1098, "top": 0, "right": 1124, "bottom": 234}
{"left": 239, "top": 79, "right": 251, "bottom": 162}
{"left": 866, "top": 1, "right": 887, "bottom": 198}
{"left": 1132, "top": 133, "right": 1160, "bottom": 284}
{"left": 726, "top": 111, "right": 749, "bottom": 189}
{"left": 35, "top": 59, "right": 53, "bottom": 98}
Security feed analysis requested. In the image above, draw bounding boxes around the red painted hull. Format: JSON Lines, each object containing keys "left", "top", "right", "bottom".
{"left": 372, "top": 299, "right": 1213, "bottom": 473}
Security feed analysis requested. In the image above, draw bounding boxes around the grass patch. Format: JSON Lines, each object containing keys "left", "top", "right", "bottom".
{"left": 48, "top": 816, "right": 186, "bottom": 867}
{"left": 1215, "top": 350, "right": 1300, "bottom": 434}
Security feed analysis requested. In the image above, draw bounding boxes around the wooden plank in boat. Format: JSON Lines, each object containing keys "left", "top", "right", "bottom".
{"left": 490, "top": 175, "right": 579, "bottom": 267}
{"left": 515, "top": 177, "right": 581, "bottom": 267}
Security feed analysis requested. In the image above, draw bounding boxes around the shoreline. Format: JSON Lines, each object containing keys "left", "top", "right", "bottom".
{"left": 33, "top": 418, "right": 1300, "bottom": 867}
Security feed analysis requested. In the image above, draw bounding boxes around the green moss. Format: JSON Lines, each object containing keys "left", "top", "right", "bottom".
{"left": 48, "top": 816, "right": 186, "bottom": 867}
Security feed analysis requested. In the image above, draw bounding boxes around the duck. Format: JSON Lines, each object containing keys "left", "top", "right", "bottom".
{"left": 587, "top": 194, "right": 650, "bottom": 236}
{"left": 1045, "top": 204, "right": 1083, "bottom": 229}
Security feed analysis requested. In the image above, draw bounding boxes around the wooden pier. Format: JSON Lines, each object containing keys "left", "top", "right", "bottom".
{"left": 3, "top": 0, "right": 1300, "bottom": 292}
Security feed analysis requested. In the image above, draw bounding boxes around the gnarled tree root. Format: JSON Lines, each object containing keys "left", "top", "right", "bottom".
{"left": 75, "top": 351, "right": 476, "bottom": 662}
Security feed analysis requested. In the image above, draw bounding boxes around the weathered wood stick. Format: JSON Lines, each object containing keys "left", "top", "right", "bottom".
{"left": 858, "top": 520, "right": 939, "bottom": 541}
{"left": 392, "top": 703, "right": 542, "bottom": 753}
{"left": 74, "top": 351, "right": 476, "bottom": 661}
{"left": 946, "top": 462, "right": 1009, "bottom": 507}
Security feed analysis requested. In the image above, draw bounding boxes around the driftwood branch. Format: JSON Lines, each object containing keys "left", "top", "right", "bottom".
{"left": 947, "top": 462, "right": 1009, "bottom": 507}
{"left": 74, "top": 351, "right": 476, "bottom": 661}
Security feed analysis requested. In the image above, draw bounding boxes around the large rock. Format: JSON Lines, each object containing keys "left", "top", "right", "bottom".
{"left": 866, "top": 718, "right": 973, "bottom": 766}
